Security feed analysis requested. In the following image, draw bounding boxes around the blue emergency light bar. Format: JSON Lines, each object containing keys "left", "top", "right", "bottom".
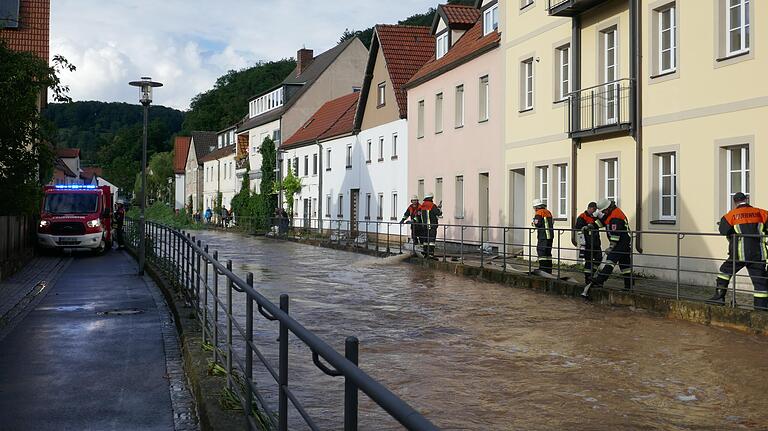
{"left": 54, "top": 184, "right": 98, "bottom": 190}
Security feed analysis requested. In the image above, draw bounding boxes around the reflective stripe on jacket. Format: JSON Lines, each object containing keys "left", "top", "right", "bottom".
{"left": 419, "top": 200, "right": 442, "bottom": 226}
{"left": 595, "top": 207, "right": 630, "bottom": 244}
{"left": 533, "top": 208, "right": 554, "bottom": 241}
{"left": 720, "top": 204, "right": 768, "bottom": 262}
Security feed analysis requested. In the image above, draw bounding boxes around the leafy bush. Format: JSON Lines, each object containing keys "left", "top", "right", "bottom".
{"left": 127, "top": 201, "right": 196, "bottom": 229}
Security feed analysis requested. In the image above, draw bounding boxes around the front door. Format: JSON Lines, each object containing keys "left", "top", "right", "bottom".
{"left": 350, "top": 189, "right": 360, "bottom": 234}
{"left": 509, "top": 168, "right": 526, "bottom": 254}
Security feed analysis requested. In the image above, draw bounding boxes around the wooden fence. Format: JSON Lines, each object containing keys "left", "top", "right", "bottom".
{"left": 0, "top": 215, "right": 35, "bottom": 281}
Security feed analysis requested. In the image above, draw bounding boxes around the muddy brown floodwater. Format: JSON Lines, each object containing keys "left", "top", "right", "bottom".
{"left": 194, "top": 230, "right": 768, "bottom": 430}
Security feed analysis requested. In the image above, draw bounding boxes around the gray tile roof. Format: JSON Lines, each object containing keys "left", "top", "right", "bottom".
{"left": 190, "top": 131, "right": 218, "bottom": 163}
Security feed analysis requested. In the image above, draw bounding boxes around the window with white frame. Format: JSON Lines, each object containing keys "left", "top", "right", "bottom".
{"left": 418, "top": 179, "right": 425, "bottom": 199}
{"left": 366, "top": 193, "right": 371, "bottom": 219}
{"left": 726, "top": 145, "right": 749, "bottom": 208}
{"left": 602, "top": 158, "right": 619, "bottom": 203}
{"left": 455, "top": 175, "right": 464, "bottom": 218}
{"left": 338, "top": 194, "right": 344, "bottom": 217}
{"left": 521, "top": 0, "right": 534, "bottom": 9}
{"left": 455, "top": 85, "right": 465, "bottom": 127}
{"left": 417, "top": 100, "right": 425, "bottom": 138}
{"left": 727, "top": 0, "right": 750, "bottom": 56}
{"left": 326, "top": 149, "right": 332, "bottom": 171}
{"left": 536, "top": 166, "right": 549, "bottom": 207}
{"left": 603, "top": 28, "right": 618, "bottom": 123}
{"left": 435, "top": 178, "right": 443, "bottom": 205}
{"left": 658, "top": 153, "right": 677, "bottom": 220}
{"left": 521, "top": 58, "right": 534, "bottom": 110}
{"left": 556, "top": 164, "right": 568, "bottom": 218}
{"left": 436, "top": 33, "right": 449, "bottom": 59}
{"left": 391, "top": 193, "right": 398, "bottom": 219}
{"left": 313, "top": 153, "right": 318, "bottom": 175}
{"left": 378, "top": 137, "right": 384, "bottom": 161}
{"left": 479, "top": 75, "right": 490, "bottom": 122}
{"left": 366, "top": 140, "right": 372, "bottom": 162}
{"left": 346, "top": 145, "right": 352, "bottom": 168}
{"left": 304, "top": 155, "right": 309, "bottom": 176}
{"left": 392, "top": 133, "right": 398, "bottom": 158}
{"left": 377, "top": 82, "right": 386, "bottom": 106}
{"left": 657, "top": 5, "right": 677, "bottom": 74}
{"left": 293, "top": 157, "right": 299, "bottom": 176}
{"left": 483, "top": 3, "right": 499, "bottom": 35}
{"left": 325, "top": 195, "right": 331, "bottom": 217}
{"left": 435, "top": 93, "right": 443, "bottom": 133}
{"left": 377, "top": 194, "right": 384, "bottom": 220}
{"left": 556, "top": 45, "right": 571, "bottom": 101}
{"left": 313, "top": 198, "right": 317, "bottom": 217}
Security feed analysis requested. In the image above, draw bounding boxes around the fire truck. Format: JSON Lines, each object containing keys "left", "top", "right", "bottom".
{"left": 37, "top": 185, "right": 114, "bottom": 254}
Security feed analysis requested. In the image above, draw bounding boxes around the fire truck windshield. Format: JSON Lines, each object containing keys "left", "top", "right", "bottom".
{"left": 44, "top": 193, "right": 99, "bottom": 215}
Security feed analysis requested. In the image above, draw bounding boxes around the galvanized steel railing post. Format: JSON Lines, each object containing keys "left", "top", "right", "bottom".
{"left": 226, "top": 259, "right": 233, "bottom": 391}
{"left": 676, "top": 233, "right": 682, "bottom": 300}
{"left": 443, "top": 226, "right": 447, "bottom": 262}
{"left": 344, "top": 336, "right": 359, "bottom": 431}
{"left": 203, "top": 245, "right": 209, "bottom": 345}
{"left": 386, "top": 222, "right": 390, "bottom": 254}
{"left": 732, "top": 236, "right": 737, "bottom": 308}
{"left": 278, "top": 294, "right": 289, "bottom": 431}
{"left": 195, "top": 239, "right": 201, "bottom": 304}
{"left": 503, "top": 227, "right": 508, "bottom": 273}
{"left": 480, "top": 227, "right": 484, "bottom": 268}
{"left": 245, "top": 272, "right": 254, "bottom": 424}
{"left": 460, "top": 227, "right": 465, "bottom": 262}
{"left": 212, "top": 250, "right": 220, "bottom": 365}
{"left": 557, "top": 230, "right": 562, "bottom": 279}
{"left": 528, "top": 228, "right": 533, "bottom": 273}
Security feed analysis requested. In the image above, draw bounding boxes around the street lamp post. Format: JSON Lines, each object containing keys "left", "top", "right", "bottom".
{"left": 129, "top": 77, "right": 163, "bottom": 276}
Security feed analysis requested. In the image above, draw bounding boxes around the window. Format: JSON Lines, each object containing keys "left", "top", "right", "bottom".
{"left": 483, "top": 3, "right": 499, "bottom": 36}
{"left": 455, "top": 176, "right": 464, "bottom": 218}
{"left": 657, "top": 5, "right": 677, "bottom": 74}
{"left": 602, "top": 158, "right": 619, "bottom": 203}
{"left": 377, "top": 82, "right": 386, "bottom": 106}
{"left": 417, "top": 100, "right": 425, "bottom": 138}
{"left": 273, "top": 129, "right": 281, "bottom": 145}
{"left": 326, "top": 149, "right": 332, "bottom": 171}
{"left": 366, "top": 140, "right": 372, "bottom": 163}
{"left": 418, "top": 179, "right": 425, "bottom": 199}
{"left": 325, "top": 195, "right": 331, "bottom": 217}
{"left": 657, "top": 153, "right": 677, "bottom": 220}
{"left": 365, "top": 193, "right": 371, "bottom": 219}
{"left": 304, "top": 155, "right": 309, "bottom": 176}
{"left": 521, "top": 0, "right": 534, "bottom": 9}
{"left": 521, "top": 59, "right": 534, "bottom": 110}
{"left": 391, "top": 193, "right": 398, "bottom": 219}
{"left": 455, "top": 85, "right": 465, "bottom": 127}
{"left": 603, "top": 28, "right": 618, "bottom": 123}
{"left": 293, "top": 158, "right": 299, "bottom": 176}
{"left": 727, "top": 0, "right": 750, "bottom": 55}
{"left": 313, "top": 198, "right": 318, "bottom": 217}
{"left": 435, "top": 178, "right": 443, "bottom": 207}
{"left": 346, "top": 145, "right": 352, "bottom": 168}
{"left": 338, "top": 194, "right": 344, "bottom": 217}
{"left": 0, "top": 0, "right": 21, "bottom": 28}
{"left": 536, "top": 166, "right": 549, "bottom": 208}
{"left": 392, "top": 133, "right": 398, "bottom": 158}
{"left": 377, "top": 194, "right": 384, "bottom": 220}
{"left": 556, "top": 164, "right": 568, "bottom": 219}
{"left": 313, "top": 153, "right": 318, "bottom": 175}
{"left": 436, "top": 33, "right": 449, "bottom": 59}
{"left": 556, "top": 45, "right": 571, "bottom": 101}
{"left": 727, "top": 146, "right": 749, "bottom": 208}
{"left": 378, "top": 137, "right": 384, "bottom": 161}
{"left": 479, "top": 76, "right": 490, "bottom": 122}
{"left": 435, "top": 93, "right": 443, "bottom": 133}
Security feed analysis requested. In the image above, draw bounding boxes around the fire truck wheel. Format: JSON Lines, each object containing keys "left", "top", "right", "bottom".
{"left": 93, "top": 237, "right": 107, "bottom": 256}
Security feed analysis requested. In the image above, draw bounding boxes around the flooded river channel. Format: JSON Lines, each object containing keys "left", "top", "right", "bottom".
{"left": 194, "top": 230, "right": 768, "bottom": 430}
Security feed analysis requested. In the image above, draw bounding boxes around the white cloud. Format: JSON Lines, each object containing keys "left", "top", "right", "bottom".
{"left": 50, "top": 0, "right": 438, "bottom": 110}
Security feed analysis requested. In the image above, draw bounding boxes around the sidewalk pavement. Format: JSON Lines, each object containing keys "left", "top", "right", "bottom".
{"left": 0, "top": 249, "right": 197, "bottom": 431}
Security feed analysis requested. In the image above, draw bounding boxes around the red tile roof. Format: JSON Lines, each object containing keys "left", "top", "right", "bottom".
{"left": 282, "top": 93, "right": 359, "bottom": 148}
{"left": 376, "top": 25, "right": 435, "bottom": 118}
{"left": 80, "top": 166, "right": 103, "bottom": 181}
{"left": 56, "top": 148, "right": 80, "bottom": 158}
{"left": 406, "top": 18, "right": 500, "bottom": 89}
{"left": 0, "top": 0, "right": 50, "bottom": 61}
{"left": 441, "top": 4, "right": 481, "bottom": 29}
{"left": 173, "top": 136, "right": 191, "bottom": 174}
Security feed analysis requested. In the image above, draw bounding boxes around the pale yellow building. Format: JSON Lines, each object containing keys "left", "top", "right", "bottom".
{"left": 503, "top": 0, "right": 765, "bottom": 285}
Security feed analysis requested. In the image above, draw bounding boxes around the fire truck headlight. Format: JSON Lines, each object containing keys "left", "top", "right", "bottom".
{"left": 39, "top": 220, "right": 50, "bottom": 228}
{"left": 87, "top": 219, "right": 101, "bottom": 228}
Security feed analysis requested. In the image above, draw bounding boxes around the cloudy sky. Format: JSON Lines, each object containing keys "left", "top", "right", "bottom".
{"left": 50, "top": 0, "right": 439, "bottom": 110}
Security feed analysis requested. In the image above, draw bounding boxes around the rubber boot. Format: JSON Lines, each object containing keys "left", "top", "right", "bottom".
{"left": 623, "top": 276, "right": 634, "bottom": 291}
{"left": 706, "top": 288, "right": 727, "bottom": 305}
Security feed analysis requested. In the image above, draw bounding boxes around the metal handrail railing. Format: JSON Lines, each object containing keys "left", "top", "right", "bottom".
{"left": 225, "top": 215, "right": 768, "bottom": 312}
{"left": 124, "top": 218, "right": 440, "bottom": 431}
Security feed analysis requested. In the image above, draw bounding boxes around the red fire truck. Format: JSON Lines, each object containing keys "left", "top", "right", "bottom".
{"left": 37, "top": 185, "right": 114, "bottom": 254}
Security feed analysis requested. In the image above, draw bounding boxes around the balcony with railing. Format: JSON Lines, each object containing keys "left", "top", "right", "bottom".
{"left": 566, "top": 79, "right": 633, "bottom": 138}
{"left": 547, "top": 0, "right": 609, "bottom": 16}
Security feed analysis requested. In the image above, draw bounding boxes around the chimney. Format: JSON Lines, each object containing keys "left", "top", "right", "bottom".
{"left": 296, "top": 48, "right": 314, "bottom": 77}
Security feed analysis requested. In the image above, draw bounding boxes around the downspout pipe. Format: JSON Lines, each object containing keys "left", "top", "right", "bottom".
{"left": 570, "top": 14, "right": 582, "bottom": 246}
{"left": 630, "top": 0, "right": 643, "bottom": 253}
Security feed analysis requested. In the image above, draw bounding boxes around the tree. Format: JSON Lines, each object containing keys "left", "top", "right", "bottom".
{"left": 148, "top": 151, "right": 174, "bottom": 203}
{"left": 275, "top": 169, "right": 303, "bottom": 219}
{"left": 0, "top": 40, "right": 75, "bottom": 215}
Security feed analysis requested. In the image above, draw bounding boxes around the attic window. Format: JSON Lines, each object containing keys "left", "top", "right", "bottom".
{"left": 377, "top": 82, "right": 386, "bottom": 107}
{"left": 0, "top": 0, "right": 20, "bottom": 28}
{"left": 484, "top": 4, "right": 499, "bottom": 36}
{"left": 436, "top": 33, "right": 449, "bottom": 59}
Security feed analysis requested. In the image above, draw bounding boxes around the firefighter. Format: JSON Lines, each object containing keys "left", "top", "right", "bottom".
{"left": 574, "top": 202, "right": 602, "bottom": 283}
{"left": 708, "top": 192, "right": 768, "bottom": 308}
{"left": 113, "top": 201, "right": 126, "bottom": 249}
{"left": 531, "top": 199, "right": 554, "bottom": 274}
{"left": 582, "top": 199, "right": 633, "bottom": 297}
{"left": 419, "top": 193, "right": 442, "bottom": 258}
{"left": 400, "top": 195, "right": 422, "bottom": 249}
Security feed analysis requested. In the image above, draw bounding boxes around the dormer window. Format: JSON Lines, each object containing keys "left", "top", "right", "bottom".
{"left": 484, "top": 4, "right": 499, "bottom": 36}
{"left": 436, "top": 33, "right": 449, "bottom": 59}
{"left": 377, "top": 82, "right": 386, "bottom": 107}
